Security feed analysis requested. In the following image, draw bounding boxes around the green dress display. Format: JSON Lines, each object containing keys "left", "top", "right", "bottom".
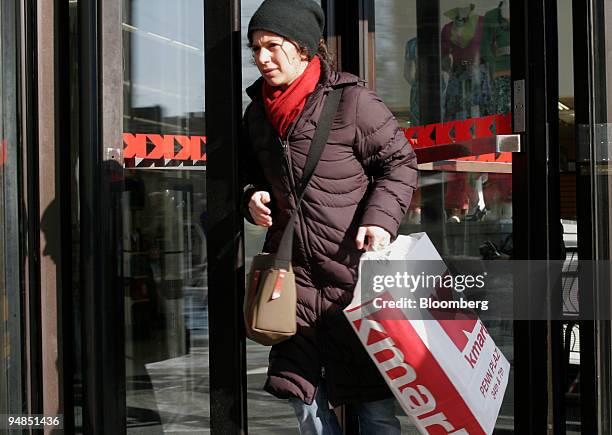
{"left": 481, "top": 2, "right": 511, "bottom": 114}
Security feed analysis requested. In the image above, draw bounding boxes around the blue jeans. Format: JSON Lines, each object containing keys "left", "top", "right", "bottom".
{"left": 288, "top": 382, "right": 401, "bottom": 435}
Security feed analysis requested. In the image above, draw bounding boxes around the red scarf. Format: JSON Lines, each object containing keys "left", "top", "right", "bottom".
{"left": 262, "top": 55, "right": 321, "bottom": 139}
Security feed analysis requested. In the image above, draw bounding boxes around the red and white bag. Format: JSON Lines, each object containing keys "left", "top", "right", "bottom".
{"left": 344, "top": 232, "right": 509, "bottom": 435}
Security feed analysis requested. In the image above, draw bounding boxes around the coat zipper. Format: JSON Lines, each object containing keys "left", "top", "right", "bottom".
{"left": 279, "top": 128, "right": 316, "bottom": 265}
{"left": 278, "top": 87, "right": 328, "bottom": 383}
{"left": 279, "top": 90, "right": 321, "bottom": 267}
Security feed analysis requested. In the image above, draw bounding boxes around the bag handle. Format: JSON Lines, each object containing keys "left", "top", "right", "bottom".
{"left": 274, "top": 87, "right": 344, "bottom": 269}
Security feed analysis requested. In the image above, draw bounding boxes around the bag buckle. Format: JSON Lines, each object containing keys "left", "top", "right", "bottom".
{"left": 271, "top": 269, "right": 287, "bottom": 300}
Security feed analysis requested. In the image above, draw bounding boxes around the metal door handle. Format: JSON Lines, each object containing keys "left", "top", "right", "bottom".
{"left": 496, "top": 134, "right": 522, "bottom": 152}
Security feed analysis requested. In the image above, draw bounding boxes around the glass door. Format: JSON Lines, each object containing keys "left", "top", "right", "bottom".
{"left": 75, "top": 0, "right": 247, "bottom": 433}
{"left": 572, "top": 0, "right": 612, "bottom": 433}
{"left": 373, "top": 1, "right": 515, "bottom": 431}
{"left": 121, "top": 0, "right": 208, "bottom": 431}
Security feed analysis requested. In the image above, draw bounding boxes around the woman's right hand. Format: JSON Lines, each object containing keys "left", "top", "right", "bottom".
{"left": 248, "top": 191, "right": 273, "bottom": 227}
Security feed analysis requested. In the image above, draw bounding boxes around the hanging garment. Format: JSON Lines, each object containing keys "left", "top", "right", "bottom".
{"left": 404, "top": 37, "right": 448, "bottom": 125}
{"left": 441, "top": 13, "right": 492, "bottom": 120}
{"left": 481, "top": 3, "right": 511, "bottom": 75}
{"left": 481, "top": 3, "right": 511, "bottom": 114}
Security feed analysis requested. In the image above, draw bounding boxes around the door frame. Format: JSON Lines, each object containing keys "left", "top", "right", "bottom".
{"left": 573, "top": 0, "right": 612, "bottom": 433}
{"left": 205, "top": 0, "right": 249, "bottom": 433}
{"left": 511, "top": 0, "right": 564, "bottom": 432}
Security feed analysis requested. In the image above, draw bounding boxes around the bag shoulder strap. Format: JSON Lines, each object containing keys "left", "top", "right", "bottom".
{"left": 295, "top": 87, "right": 343, "bottom": 199}
{"left": 274, "top": 87, "right": 344, "bottom": 268}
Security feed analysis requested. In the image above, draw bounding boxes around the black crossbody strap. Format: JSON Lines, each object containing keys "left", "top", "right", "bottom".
{"left": 274, "top": 88, "right": 343, "bottom": 269}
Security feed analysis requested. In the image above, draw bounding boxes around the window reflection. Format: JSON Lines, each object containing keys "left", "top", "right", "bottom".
{"left": 122, "top": 0, "right": 208, "bottom": 432}
{"left": 375, "top": 1, "right": 514, "bottom": 431}
{"left": 375, "top": 0, "right": 513, "bottom": 242}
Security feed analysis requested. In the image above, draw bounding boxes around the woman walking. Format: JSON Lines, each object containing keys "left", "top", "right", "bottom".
{"left": 241, "top": 0, "right": 418, "bottom": 433}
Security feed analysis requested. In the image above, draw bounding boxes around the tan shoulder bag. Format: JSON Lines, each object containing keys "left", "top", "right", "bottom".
{"left": 244, "top": 88, "right": 344, "bottom": 346}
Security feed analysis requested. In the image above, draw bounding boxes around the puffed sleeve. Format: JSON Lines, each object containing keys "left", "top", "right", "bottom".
{"left": 239, "top": 103, "right": 271, "bottom": 225}
{"left": 353, "top": 87, "right": 418, "bottom": 237}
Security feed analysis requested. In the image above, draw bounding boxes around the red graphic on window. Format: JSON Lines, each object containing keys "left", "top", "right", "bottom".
{"left": 402, "top": 113, "right": 513, "bottom": 164}
{"left": 122, "top": 113, "right": 512, "bottom": 167}
{"left": 123, "top": 133, "right": 206, "bottom": 169}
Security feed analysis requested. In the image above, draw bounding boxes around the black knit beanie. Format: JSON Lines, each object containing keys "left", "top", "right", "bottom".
{"left": 248, "top": 0, "right": 325, "bottom": 57}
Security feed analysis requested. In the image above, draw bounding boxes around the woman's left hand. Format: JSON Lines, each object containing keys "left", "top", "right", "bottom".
{"left": 356, "top": 226, "right": 391, "bottom": 251}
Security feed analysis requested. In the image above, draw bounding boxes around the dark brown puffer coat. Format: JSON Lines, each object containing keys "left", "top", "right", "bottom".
{"left": 240, "top": 60, "right": 418, "bottom": 406}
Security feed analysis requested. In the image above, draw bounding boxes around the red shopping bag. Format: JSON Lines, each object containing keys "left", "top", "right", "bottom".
{"left": 344, "top": 233, "right": 509, "bottom": 435}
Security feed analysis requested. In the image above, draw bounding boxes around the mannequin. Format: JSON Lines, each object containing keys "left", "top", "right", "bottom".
{"left": 481, "top": 0, "right": 512, "bottom": 222}
{"left": 441, "top": 5, "right": 490, "bottom": 222}
{"left": 481, "top": 0, "right": 511, "bottom": 114}
{"left": 441, "top": 4, "right": 491, "bottom": 120}
{"left": 403, "top": 37, "right": 448, "bottom": 125}
{"left": 404, "top": 38, "right": 451, "bottom": 224}
{"left": 401, "top": 38, "right": 422, "bottom": 224}
{"left": 403, "top": 37, "right": 420, "bottom": 125}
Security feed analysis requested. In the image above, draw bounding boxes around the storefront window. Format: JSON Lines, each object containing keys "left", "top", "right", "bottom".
{"left": 122, "top": 0, "right": 208, "bottom": 431}
{"left": 0, "top": 0, "right": 25, "bottom": 417}
{"left": 375, "top": 0, "right": 514, "bottom": 430}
